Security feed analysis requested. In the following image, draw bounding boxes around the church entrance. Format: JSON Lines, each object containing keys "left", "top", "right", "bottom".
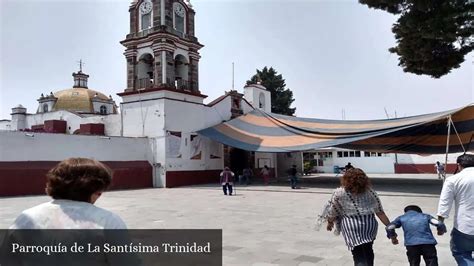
{"left": 225, "top": 147, "right": 253, "bottom": 176}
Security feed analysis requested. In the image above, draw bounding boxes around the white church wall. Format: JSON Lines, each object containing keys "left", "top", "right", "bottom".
{"left": 0, "top": 131, "right": 152, "bottom": 162}
{"left": 81, "top": 114, "right": 121, "bottom": 136}
{"left": 162, "top": 96, "right": 230, "bottom": 172}
{"left": 0, "top": 120, "right": 11, "bottom": 130}
{"left": 24, "top": 110, "right": 83, "bottom": 134}
{"left": 241, "top": 99, "right": 254, "bottom": 114}
{"left": 121, "top": 98, "right": 165, "bottom": 137}
{"left": 203, "top": 97, "right": 233, "bottom": 128}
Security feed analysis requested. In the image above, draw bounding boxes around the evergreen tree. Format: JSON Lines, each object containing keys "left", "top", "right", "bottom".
{"left": 246, "top": 67, "right": 296, "bottom": 116}
{"left": 359, "top": 0, "right": 474, "bottom": 78}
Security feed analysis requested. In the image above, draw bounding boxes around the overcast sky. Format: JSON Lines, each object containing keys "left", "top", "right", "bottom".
{"left": 1, "top": 0, "right": 473, "bottom": 120}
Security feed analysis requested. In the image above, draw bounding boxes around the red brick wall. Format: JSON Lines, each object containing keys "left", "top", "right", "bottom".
{"left": 0, "top": 161, "right": 152, "bottom": 197}
{"left": 166, "top": 170, "right": 221, "bottom": 188}
{"left": 394, "top": 163, "right": 457, "bottom": 174}
{"left": 44, "top": 120, "right": 67, "bottom": 133}
{"left": 79, "top": 123, "right": 105, "bottom": 135}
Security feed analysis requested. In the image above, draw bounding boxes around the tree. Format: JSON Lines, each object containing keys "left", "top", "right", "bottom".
{"left": 359, "top": 0, "right": 474, "bottom": 78}
{"left": 246, "top": 67, "right": 296, "bottom": 116}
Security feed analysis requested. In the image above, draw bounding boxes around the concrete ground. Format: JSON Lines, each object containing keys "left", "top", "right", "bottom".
{"left": 0, "top": 175, "right": 455, "bottom": 265}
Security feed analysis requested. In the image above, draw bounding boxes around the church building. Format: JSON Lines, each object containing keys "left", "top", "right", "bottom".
{"left": 0, "top": 0, "right": 278, "bottom": 193}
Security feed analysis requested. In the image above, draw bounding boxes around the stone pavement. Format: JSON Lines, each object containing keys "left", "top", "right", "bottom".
{"left": 0, "top": 176, "right": 455, "bottom": 265}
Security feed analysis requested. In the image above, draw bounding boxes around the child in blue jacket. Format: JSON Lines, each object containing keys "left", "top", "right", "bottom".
{"left": 386, "top": 205, "right": 447, "bottom": 266}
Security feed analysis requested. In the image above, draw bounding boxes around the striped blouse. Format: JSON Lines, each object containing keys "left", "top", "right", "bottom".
{"left": 329, "top": 187, "right": 384, "bottom": 250}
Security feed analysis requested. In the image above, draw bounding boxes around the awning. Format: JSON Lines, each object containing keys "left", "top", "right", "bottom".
{"left": 197, "top": 104, "right": 474, "bottom": 154}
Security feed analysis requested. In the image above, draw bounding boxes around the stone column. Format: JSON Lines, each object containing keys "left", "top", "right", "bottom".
{"left": 153, "top": 50, "right": 163, "bottom": 87}
{"left": 124, "top": 49, "right": 137, "bottom": 92}
{"left": 189, "top": 52, "right": 200, "bottom": 93}
{"left": 166, "top": 51, "right": 175, "bottom": 87}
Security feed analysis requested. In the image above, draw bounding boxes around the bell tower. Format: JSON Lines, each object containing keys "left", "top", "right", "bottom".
{"left": 120, "top": 0, "right": 203, "bottom": 95}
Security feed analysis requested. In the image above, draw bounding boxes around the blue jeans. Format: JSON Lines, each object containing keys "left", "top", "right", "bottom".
{"left": 290, "top": 175, "right": 297, "bottom": 188}
{"left": 451, "top": 228, "right": 474, "bottom": 266}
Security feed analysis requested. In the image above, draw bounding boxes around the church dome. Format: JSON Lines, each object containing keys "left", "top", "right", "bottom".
{"left": 52, "top": 87, "right": 112, "bottom": 113}
{"left": 37, "top": 67, "right": 117, "bottom": 115}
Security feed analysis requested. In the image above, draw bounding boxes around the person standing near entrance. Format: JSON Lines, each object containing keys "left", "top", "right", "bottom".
{"left": 437, "top": 154, "right": 474, "bottom": 265}
{"left": 242, "top": 167, "right": 253, "bottom": 185}
{"left": 260, "top": 165, "right": 270, "bottom": 185}
{"left": 288, "top": 165, "right": 298, "bottom": 189}
{"left": 220, "top": 167, "right": 235, "bottom": 196}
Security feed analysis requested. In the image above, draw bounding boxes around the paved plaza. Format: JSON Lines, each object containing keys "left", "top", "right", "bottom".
{"left": 1, "top": 175, "right": 455, "bottom": 265}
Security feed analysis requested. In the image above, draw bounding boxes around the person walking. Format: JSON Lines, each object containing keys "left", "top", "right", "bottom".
{"left": 434, "top": 161, "right": 446, "bottom": 179}
{"left": 220, "top": 167, "right": 235, "bottom": 196}
{"left": 437, "top": 153, "right": 474, "bottom": 265}
{"left": 288, "top": 165, "right": 298, "bottom": 189}
{"left": 385, "top": 205, "right": 446, "bottom": 266}
{"left": 325, "top": 168, "right": 392, "bottom": 266}
{"left": 260, "top": 165, "right": 270, "bottom": 185}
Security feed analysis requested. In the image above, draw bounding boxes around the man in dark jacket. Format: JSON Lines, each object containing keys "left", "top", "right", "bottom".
{"left": 288, "top": 165, "right": 298, "bottom": 189}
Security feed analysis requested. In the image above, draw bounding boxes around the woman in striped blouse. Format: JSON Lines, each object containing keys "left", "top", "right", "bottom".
{"left": 326, "top": 168, "right": 392, "bottom": 266}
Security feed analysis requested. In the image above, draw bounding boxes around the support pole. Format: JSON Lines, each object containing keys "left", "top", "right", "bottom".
{"left": 444, "top": 116, "right": 451, "bottom": 181}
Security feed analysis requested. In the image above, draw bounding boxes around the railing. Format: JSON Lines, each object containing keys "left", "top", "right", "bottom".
{"left": 135, "top": 78, "right": 198, "bottom": 93}
{"left": 137, "top": 78, "right": 154, "bottom": 89}
{"left": 167, "top": 78, "right": 198, "bottom": 92}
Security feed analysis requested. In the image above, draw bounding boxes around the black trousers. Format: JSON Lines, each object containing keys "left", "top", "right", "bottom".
{"left": 351, "top": 242, "right": 374, "bottom": 266}
{"left": 406, "top": 244, "right": 438, "bottom": 266}
{"left": 222, "top": 183, "right": 233, "bottom": 195}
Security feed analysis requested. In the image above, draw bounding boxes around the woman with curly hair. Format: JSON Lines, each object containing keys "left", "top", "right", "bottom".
{"left": 325, "top": 168, "right": 392, "bottom": 266}
{"left": 10, "top": 158, "right": 126, "bottom": 229}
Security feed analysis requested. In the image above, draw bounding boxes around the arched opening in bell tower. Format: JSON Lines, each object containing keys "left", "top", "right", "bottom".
{"left": 259, "top": 92, "right": 266, "bottom": 109}
{"left": 174, "top": 54, "right": 189, "bottom": 90}
{"left": 136, "top": 53, "right": 154, "bottom": 89}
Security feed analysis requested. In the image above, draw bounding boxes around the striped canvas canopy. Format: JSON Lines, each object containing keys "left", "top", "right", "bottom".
{"left": 198, "top": 104, "right": 474, "bottom": 154}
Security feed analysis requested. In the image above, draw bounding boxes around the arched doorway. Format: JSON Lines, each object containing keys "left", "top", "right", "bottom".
{"left": 137, "top": 53, "right": 154, "bottom": 89}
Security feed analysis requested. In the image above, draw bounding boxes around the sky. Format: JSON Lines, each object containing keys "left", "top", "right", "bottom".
{"left": 0, "top": 0, "right": 473, "bottom": 121}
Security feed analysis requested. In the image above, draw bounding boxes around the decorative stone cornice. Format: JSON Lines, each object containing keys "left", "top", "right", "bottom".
{"left": 124, "top": 49, "right": 138, "bottom": 58}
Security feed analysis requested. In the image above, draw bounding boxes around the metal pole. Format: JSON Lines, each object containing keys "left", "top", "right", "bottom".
{"left": 444, "top": 116, "right": 451, "bottom": 181}
{"left": 232, "top": 62, "right": 234, "bottom": 90}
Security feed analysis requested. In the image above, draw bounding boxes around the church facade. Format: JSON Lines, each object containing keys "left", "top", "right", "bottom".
{"left": 0, "top": 0, "right": 277, "bottom": 193}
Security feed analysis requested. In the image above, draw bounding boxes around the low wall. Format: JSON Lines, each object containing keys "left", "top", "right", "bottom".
{"left": 395, "top": 163, "right": 457, "bottom": 174}
{"left": 166, "top": 170, "right": 221, "bottom": 188}
{"left": 0, "top": 161, "right": 152, "bottom": 197}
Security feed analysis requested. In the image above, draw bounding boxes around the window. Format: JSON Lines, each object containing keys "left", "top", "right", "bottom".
{"left": 100, "top": 105, "right": 107, "bottom": 115}
{"left": 343, "top": 151, "right": 349, "bottom": 157}
{"left": 141, "top": 13, "right": 151, "bottom": 30}
{"left": 337, "top": 151, "right": 343, "bottom": 158}
{"left": 355, "top": 151, "right": 361, "bottom": 157}
{"left": 43, "top": 104, "right": 48, "bottom": 113}
{"left": 349, "top": 151, "right": 355, "bottom": 157}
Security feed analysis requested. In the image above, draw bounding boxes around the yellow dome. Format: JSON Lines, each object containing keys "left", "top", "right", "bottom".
{"left": 52, "top": 87, "right": 111, "bottom": 113}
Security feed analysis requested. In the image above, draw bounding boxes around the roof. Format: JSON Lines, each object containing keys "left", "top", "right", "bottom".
{"left": 198, "top": 104, "right": 474, "bottom": 154}
{"left": 52, "top": 87, "right": 113, "bottom": 113}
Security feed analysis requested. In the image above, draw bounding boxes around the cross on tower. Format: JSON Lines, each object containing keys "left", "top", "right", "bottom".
{"left": 77, "top": 59, "right": 85, "bottom": 72}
